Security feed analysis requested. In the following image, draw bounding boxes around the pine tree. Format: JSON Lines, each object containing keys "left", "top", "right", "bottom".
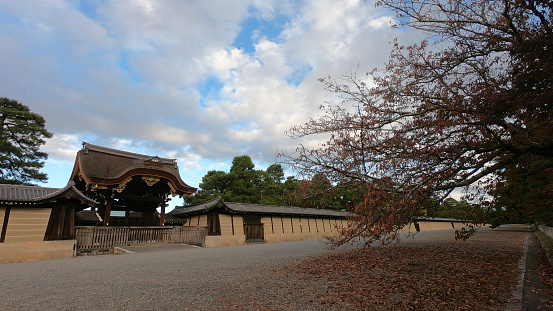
{"left": 0, "top": 97, "right": 53, "bottom": 184}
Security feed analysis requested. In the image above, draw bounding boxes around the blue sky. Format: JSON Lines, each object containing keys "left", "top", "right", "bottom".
{"left": 0, "top": 0, "right": 421, "bottom": 210}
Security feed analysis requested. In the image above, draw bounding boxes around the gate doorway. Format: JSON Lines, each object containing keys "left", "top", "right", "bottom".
{"left": 244, "top": 224, "right": 264, "bottom": 242}
{"left": 243, "top": 215, "right": 264, "bottom": 242}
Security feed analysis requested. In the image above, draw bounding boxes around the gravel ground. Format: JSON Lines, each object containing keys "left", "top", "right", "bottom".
{"left": 0, "top": 227, "right": 528, "bottom": 310}
{"left": 0, "top": 238, "right": 339, "bottom": 310}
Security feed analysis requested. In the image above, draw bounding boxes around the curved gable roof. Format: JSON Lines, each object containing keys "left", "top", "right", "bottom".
{"left": 70, "top": 142, "right": 196, "bottom": 196}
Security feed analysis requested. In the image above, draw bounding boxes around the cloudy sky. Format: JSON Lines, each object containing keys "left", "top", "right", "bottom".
{"left": 0, "top": 0, "right": 421, "bottom": 207}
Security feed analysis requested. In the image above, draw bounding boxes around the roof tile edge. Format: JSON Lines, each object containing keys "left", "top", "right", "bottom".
{"left": 82, "top": 142, "right": 176, "bottom": 165}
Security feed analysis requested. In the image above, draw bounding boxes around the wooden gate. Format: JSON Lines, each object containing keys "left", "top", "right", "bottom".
{"left": 244, "top": 224, "right": 264, "bottom": 242}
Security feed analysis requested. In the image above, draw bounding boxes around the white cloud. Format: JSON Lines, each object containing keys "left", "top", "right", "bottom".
{"left": 368, "top": 16, "right": 396, "bottom": 29}
{"left": 43, "top": 134, "right": 81, "bottom": 163}
{"left": 0, "top": 0, "right": 426, "bottom": 187}
{"left": 134, "top": 0, "right": 156, "bottom": 14}
{"left": 110, "top": 138, "right": 134, "bottom": 151}
{"left": 205, "top": 48, "right": 251, "bottom": 78}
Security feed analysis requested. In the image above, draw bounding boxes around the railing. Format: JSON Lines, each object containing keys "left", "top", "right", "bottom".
{"left": 75, "top": 226, "right": 208, "bottom": 252}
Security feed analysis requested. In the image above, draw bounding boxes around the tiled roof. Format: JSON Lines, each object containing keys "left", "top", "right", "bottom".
{"left": 169, "top": 197, "right": 350, "bottom": 218}
{"left": 169, "top": 197, "right": 224, "bottom": 215}
{"left": 417, "top": 217, "right": 467, "bottom": 223}
{"left": 70, "top": 142, "right": 197, "bottom": 196}
{"left": 0, "top": 181, "right": 98, "bottom": 206}
{"left": 224, "top": 202, "right": 349, "bottom": 217}
{"left": 0, "top": 184, "right": 59, "bottom": 201}
{"left": 81, "top": 143, "right": 177, "bottom": 164}
{"left": 164, "top": 214, "right": 186, "bottom": 224}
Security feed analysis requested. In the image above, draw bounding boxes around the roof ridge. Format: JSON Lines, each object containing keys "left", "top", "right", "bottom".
{"left": 82, "top": 142, "right": 176, "bottom": 165}
{"left": 0, "top": 184, "right": 60, "bottom": 191}
{"left": 225, "top": 201, "right": 333, "bottom": 210}
{"left": 36, "top": 181, "right": 98, "bottom": 205}
{"left": 0, "top": 181, "right": 97, "bottom": 205}
{"left": 174, "top": 196, "right": 223, "bottom": 209}
{"left": 170, "top": 199, "right": 350, "bottom": 217}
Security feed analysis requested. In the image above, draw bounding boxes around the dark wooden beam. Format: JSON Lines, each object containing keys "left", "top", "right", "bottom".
{"left": 0, "top": 206, "right": 11, "bottom": 243}
{"left": 160, "top": 203, "right": 166, "bottom": 226}
{"left": 56, "top": 206, "right": 66, "bottom": 240}
{"left": 67, "top": 206, "right": 75, "bottom": 239}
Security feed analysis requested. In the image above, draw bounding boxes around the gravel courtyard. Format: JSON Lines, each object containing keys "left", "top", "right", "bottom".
{"left": 0, "top": 227, "right": 542, "bottom": 310}
{"left": 0, "top": 237, "right": 340, "bottom": 310}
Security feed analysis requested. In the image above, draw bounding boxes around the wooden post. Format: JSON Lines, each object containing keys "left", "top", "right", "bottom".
{"left": 67, "top": 206, "right": 75, "bottom": 239}
{"left": 150, "top": 209, "right": 156, "bottom": 226}
{"left": 0, "top": 206, "right": 11, "bottom": 243}
{"left": 103, "top": 199, "right": 113, "bottom": 226}
{"left": 160, "top": 202, "right": 166, "bottom": 226}
{"left": 56, "top": 206, "right": 66, "bottom": 240}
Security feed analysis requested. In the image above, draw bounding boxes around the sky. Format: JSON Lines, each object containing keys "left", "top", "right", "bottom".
{"left": 0, "top": 0, "right": 423, "bottom": 209}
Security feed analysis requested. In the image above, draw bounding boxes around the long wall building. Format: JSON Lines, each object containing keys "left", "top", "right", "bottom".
{"left": 168, "top": 197, "right": 349, "bottom": 247}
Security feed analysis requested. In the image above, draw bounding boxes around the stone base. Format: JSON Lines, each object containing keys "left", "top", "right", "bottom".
{"left": 204, "top": 235, "right": 246, "bottom": 247}
{"left": 0, "top": 240, "right": 76, "bottom": 263}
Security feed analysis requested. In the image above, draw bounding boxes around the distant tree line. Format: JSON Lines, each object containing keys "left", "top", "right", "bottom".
{"left": 184, "top": 155, "right": 354, "bottom": 210}
{"left": 185, "top": 155, "right": 486, "bottom": 218}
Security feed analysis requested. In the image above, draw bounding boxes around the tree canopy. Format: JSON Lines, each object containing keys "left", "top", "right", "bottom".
{"left": 283, "top": 0, "right": 553, "bottom": 245}
{"left": 185, "top": 155, "right": 352, "bottom": 209}
{"left": 0, "top": 97, "right": 53, "bottom": 185}
{"left": 185, "top": 156, "right": 289, "bottom": 205}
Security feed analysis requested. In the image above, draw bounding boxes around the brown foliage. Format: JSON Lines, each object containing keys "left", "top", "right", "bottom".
{"left": 283, "top": 0, "right": 553, "bottom": 245}
{"left": 292, "top": 230, "right": 526, "bottom": 310}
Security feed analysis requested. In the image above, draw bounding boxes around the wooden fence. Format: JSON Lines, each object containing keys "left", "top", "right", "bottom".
{"left": 75, "top": 226, "right": 208, "bottom": 252}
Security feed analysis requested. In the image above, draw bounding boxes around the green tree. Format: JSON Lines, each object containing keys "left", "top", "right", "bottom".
{"left": 260, "top": 163, "right": 286, "bottom": 205}
{"left": 424, "top": 197, "right": 478, "bottom": 221}
{"left": 281, "top": 176, "right": 301, "bottom": 205}
{"left": 266, "top": 163, "right": 284, "bottom": 184}
{"left": 227, "top": 155, "right": 263, "bottom": 203}
{"left": 184, "top": 170, "right": 228, "bottom": 204}
{"left": 185, "top": 156, "right": 274, "bottom": 204}
{"left": 0, "top": 97, "right": 53, "bottom": 184}
{"left": 286, "top": 176, "right": 362, "bottom": 210}
{"left": 185, "top": 156, "right": 305, "bottom": 206}
{"left": 490, "top": 155, "right": 553, "bottom": 226}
